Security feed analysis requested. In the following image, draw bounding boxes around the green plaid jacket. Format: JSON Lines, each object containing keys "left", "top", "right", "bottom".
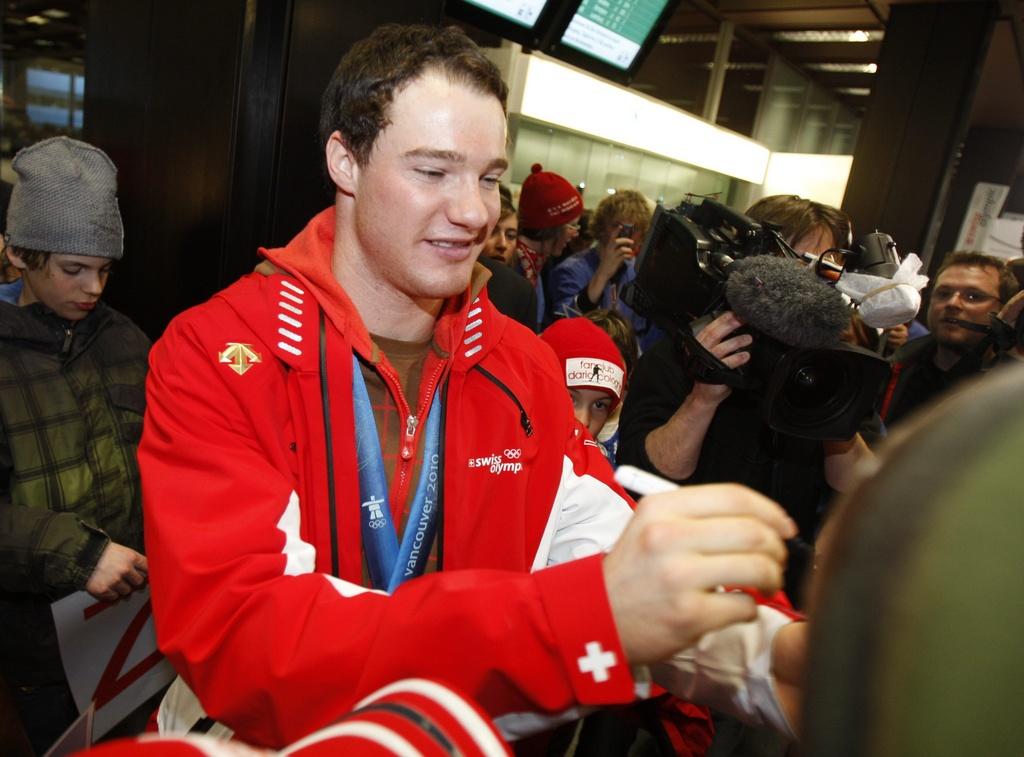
{"left": 0, "top": 300, "right": 149, "bottom": 685}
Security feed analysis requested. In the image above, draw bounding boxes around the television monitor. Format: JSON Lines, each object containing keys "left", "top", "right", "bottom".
{"left": 549, "top": 0, "right": 680, "bottom": 83}
{"left": 445, "top": 0, "right": 568, "bottom": 50}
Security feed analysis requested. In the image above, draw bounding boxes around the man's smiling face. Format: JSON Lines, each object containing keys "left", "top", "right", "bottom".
{"left": 345, "top": 71, "right": 508, "bottom": 303}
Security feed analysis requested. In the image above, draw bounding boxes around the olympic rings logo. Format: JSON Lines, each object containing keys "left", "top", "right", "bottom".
{"left": 503, "top": 448, "right": 522, "bottom": 459}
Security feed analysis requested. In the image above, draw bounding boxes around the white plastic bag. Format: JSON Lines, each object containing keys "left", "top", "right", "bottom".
{"left": 836, "top": 253, "right": 929, "bottom": 329}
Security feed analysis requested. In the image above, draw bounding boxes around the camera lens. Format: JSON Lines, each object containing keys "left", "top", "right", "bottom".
{"left": 782, "top": 354, "right": 847, "bottom": 413}
{"left": 762, "top": 343, "right": 891, "bottom": 440}
{"left": 794, "top": 367, "right": 818, "bottom": 389}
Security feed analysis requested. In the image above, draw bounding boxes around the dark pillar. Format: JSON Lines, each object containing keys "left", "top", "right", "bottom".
{"left": 86, "top": 0, "right": 443, "bottom": 339}
{"left": 842, "top": 1, "right": 999, "bottom": 267}
{"left": 85, "top": 0, "right": 247, "bottom": 339}
{"left": 931, "top": 126, "right": 1024, "bottom": 268}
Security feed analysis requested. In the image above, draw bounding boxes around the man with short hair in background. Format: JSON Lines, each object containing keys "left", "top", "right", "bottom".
{"left": 548, "top": 188, "right": 661, "bottom": 349}
{"left": 882, "top": 251, "right": 1022, "bottom": 426}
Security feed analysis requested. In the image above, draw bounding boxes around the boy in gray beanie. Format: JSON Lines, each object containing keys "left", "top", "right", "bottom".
{"left": 0, "top": 136, "right": 150, "bottom": 752}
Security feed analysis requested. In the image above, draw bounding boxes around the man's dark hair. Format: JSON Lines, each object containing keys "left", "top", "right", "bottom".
{"left": 319, "top": 24, "right": 508, "bottom": 166}
{"left": 745, "top": 194, "right": 852, "bottom": 251}
{"left": 936, "top": 250, "right": 1020, "bottom": 303}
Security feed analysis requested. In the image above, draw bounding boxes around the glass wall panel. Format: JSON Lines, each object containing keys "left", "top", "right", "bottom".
{"left": 508, "top": 117, "right": 737, "bottom": 210}
{"left": 754, "top": 59, "right": 808, "bottom": 153}
{"left": 754, "top": 57, "right": 862, "bottom": 157}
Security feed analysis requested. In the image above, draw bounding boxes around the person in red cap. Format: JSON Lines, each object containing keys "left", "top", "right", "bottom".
{"left": 513, "top": 163, "right": 583, "bottom": 326}
{"left": 540, "top": 317, "right": 626, "bottom": 442}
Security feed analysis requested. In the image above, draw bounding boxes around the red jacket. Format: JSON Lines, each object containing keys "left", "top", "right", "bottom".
{"left": 139, "top": 209, "right": 639, "bottom": 747}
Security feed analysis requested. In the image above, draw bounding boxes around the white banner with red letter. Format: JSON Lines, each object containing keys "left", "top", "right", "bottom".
{"left": 52, "top": 588, "right": 175, "bottom": 741}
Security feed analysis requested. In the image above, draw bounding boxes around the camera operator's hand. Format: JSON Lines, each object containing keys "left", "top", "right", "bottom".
{"left": 585, "top": 234, "right": 636, "bottom": 306}
{"left": 691, "top": 311, "right": 753, "bottom": 405}
{"left": 644, "top": 311, "right": 751, "bottom": 481}
{"left": 603, "top": 483, "right": 796, "bottom": 664}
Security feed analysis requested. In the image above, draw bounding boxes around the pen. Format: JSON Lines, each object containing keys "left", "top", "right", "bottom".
{"left": 614, "top": 465, "right": 679, "bottom": 496}
{"left": 614, "top": 465, "right": 812, "bottom": 554}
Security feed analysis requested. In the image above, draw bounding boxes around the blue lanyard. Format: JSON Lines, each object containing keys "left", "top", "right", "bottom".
{"left": 351, "top": 354, "right": 443, "bottom": 593}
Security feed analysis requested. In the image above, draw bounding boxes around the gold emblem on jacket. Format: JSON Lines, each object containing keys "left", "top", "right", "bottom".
{"left": 219, "top": 343, "right": 262, "bottom": 375}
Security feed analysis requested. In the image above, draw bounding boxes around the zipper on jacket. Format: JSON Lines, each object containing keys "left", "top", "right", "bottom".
{"left": 472, "top": 365, "right": 534, "bottom": 437}
{"left": 376, "top": 356, "right": 447, "bottom": 510}
{"left": 402, "top": 414, "right": 419, "bottom": 461}
{"left": 60, "top": 326, "right": 73, "bottom": 356}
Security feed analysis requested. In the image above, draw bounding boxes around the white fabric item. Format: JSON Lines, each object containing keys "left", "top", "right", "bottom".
{"left": 156, "top": 676, "right": 235, "bottom": 740}
{"left": 650, "top": 604, "right": 797, "bottom": 739}
{"left": 530, "top": 454, "right": 634, "bottom": 571}
{"left": 837, "top": 252, "right": 929, "bottom": 329}
{"left": 276, "top": 490, "right": 316, "bottom": 576}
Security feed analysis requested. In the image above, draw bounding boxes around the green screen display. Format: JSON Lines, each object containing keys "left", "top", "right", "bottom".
{"left": 561, "top": 0, "right": 670, "bottom": 69}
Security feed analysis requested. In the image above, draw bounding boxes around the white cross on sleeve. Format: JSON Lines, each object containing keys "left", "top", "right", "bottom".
{"left": 577, "top": 641, "right": 617, "bottom": 683}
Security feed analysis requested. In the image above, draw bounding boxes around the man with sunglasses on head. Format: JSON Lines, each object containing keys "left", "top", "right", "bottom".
{"left": 881, "top": 251, "right": 1022, "bottom": 427}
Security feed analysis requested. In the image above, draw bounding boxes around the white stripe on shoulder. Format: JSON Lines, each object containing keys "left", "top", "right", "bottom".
{"left": 276, "top": 490, "right": 317, "bottom": 575}
{"left": 282, "top": 721, "right": 418, "bottom": 756}
{"left": 356, "top": 679, "right": 508, "bottom": 757}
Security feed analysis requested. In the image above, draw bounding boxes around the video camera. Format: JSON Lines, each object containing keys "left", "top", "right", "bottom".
{"left": 621, "top": 198, "right": 893, "bottom": 441}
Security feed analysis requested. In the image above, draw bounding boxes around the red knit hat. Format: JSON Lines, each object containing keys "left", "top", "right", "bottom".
{"left": 541, "top": 318, "right": 626, "bottom": 408}
{"left": 518, "top": 163, "right": 583, "bottom": 229}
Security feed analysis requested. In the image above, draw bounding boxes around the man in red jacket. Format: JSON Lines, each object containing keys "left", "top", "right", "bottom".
{"left": 139, "top": 23, "right": 801, "bottom": 749}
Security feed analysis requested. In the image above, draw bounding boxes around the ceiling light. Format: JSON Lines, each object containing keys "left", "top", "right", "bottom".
{"left": 836, "top": 87, "right": 872, "bottom": 96}
{"left": 772, "top": 30, "right": 883, "bottom": 43}
{"left": 26, "top": 15, "right": 50, "bottom": 25}
{"left": 518, "top": 55, "right": 771, "bottom": 184}
{"left": 760, "top": 153, "right": 854, "bottom": 209}
{"left": 805, "top": 63, "right": 879, "bottom": 73}
{"left": 42, "top": 8, "right": 70, "bottom": 19}
{"left": 34, "top": 39, "right": 56, "bottom": 46}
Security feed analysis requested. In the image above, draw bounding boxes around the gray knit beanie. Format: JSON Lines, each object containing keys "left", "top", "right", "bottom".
{"left": 5, "top": 136, "right": 124, "bottom": 260}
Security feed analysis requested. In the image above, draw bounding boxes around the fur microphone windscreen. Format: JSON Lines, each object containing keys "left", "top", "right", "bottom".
{"left": 725, "top": 256, "right": 851, "bottom": 349}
